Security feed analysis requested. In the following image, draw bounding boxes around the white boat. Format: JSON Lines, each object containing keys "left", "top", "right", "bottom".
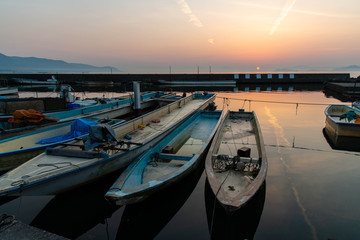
{"left": 0, "top": 87, "right": 18, "bottom": 98}
{"left": 353, "top": 101, "right": 360, "bottom": 110}
{"left": 324, "top": 104, "right": 360, "bottom": 138}
{"left": 0, "top": 93, "right": 179, "bottom": 170}
{"left": 205, "top": 110, "right": 267, "bottom": 213}
{"left": 0, "top": 90, "right": 162, "bottom": 134}
{"left": 0, "top": 93, "right": 215, "bottom": 196}
{"left": 12, "top": 76, "right": 58, "bottom": 85}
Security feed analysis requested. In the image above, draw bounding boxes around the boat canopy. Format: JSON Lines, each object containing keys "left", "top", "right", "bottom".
{"left": 83, "top": 123, "right": 119, "bottom": 150}
{"left": 36, "top": 118, "right": 98, "bottom": 144}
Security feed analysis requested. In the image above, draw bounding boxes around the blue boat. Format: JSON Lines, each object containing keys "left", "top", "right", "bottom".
{"left": 0, "top": 93, "right": 215, "bottom": 196}
{"left": 105, "top": 110, "right": 223, "bottom": 205}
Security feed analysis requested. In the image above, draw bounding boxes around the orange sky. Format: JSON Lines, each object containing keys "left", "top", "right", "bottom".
{"left": 1, "top": 0, "right": 359, "bottom": 72}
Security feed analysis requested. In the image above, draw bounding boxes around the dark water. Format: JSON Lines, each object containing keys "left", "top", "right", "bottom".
{"left": 1, "top": 89, "right": 360, "bottom": 239}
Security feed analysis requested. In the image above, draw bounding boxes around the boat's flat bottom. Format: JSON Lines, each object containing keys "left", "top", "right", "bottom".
{"left": 217, "top": 118, "right": 258, "bottom": 157}
{"left": 142, "top": 113, "right": 220, "bottom": 183}
{"left": 214, "top": 116, "right": 258, "bottom": 197}
{"left": 214, "top": 170, "right": 253, "bottom": 198}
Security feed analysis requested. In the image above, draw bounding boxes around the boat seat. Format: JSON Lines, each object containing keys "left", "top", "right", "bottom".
{"left": 156, "top": 153, "right": 193, "bottom": 161}
{"left": 58, "top": 143, "right": 84, "bottom": 149}
{"left": 212, "top": 154, "right": 259, "bottom": 164}
{"left": 46, "top": 148, "right": 104, "bottom": 159}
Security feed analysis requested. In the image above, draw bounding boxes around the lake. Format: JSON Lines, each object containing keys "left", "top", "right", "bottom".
{"left": 0, "top": 89, "right": 359, "bottom": 240}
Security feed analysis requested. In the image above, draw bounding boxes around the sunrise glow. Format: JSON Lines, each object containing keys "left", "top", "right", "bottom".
{"left": 0, "top": 0, "right": 359, "bottom": 72}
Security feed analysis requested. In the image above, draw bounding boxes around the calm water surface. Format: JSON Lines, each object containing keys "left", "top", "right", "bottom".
{"left": 1, "top": 90, "right": 360, "bottom": 240}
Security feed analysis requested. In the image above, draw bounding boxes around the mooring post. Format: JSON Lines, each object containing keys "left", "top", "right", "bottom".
{"left": 133, "top": 81, "right": 141, "bottom": 114}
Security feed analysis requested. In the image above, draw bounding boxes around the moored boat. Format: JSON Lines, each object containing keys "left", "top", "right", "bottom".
{"left": 0, "top": 118, "right": 125, "bottom": 172}
{"left": 205, "top": 110, "right": 267, "bottom": 213}
{"left": 0, "top": 93, "right": 180, "bottom": 170}
{"left": 11, "top": 76, "right": 58, "bottom": 85}
{"left": 0, "top": 91, "right": 164, "bottom": 134}
{"left": 0, "top": 87, "right": 18, "bottom": 98}
{"left": 105, "top": 110, "right": 223, "bottom": 205}
{"left": 353, "top": 101, "right": 360, "bottom": 110}
{"left": 324, "top": 104, "right": 360, "bottom": 138}
{"left": 0, "top": 93, "right": 215, "bottom": 196}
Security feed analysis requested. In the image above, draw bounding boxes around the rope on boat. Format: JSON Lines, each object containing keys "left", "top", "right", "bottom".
{"left": 0, "top": 214, "right": 16, "bottom": 232}
{"left": 217, "top": 96, "right": 352, "bottom": 106}
{"left": 210, "top": 169, "right": 231, "bottom": 237}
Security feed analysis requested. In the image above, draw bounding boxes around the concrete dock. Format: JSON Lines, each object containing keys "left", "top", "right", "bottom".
{"left": 0, "top": 214, "right": 69, "bottom": 240}
{"left": 324, "top": 81, "right": 360, "bottom": 100}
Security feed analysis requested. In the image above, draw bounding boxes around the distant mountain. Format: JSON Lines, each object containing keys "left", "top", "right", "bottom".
{"left": 0, "top": 53, "right": 120, "bottom": 73}
{"left": 274, "top": 65, "right": 360, "bottom": 72}
{"left": 333, "top": 65, "right": 360, "bottom": 71}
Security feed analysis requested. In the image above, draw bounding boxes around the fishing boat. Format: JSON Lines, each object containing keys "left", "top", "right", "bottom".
{"left": 0, "top": 87, "right": 18, "bottom": 98}
{"left": 352, "top": 101, "right": 360, "bottom": 110}
{"left": 0, "top": 90, "right": 163, "bottom": 134}
{"left": 105, "top": 110, "right": 223, "bottom": 205}
{"left": 0, "top": 118, "right": 125, "bottom": 172}
{"left": 11, "top": 76, "right": 58, "bottom": 85}
{"left": 0, "top": 93, "right": 215, "bottom": 196}
{"left": 0, "top": 93, "right": 179, "bottom": 170}
{"left": 115, "top": 159, "right": 205, "bottom": 239}
{"left": 205, "top": 110, "right": 267, "bottom": 213}
{"left": 324, "top": 105, "right": 360, "bottom": 138}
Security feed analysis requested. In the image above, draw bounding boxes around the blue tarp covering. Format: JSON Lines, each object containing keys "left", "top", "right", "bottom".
{"left": 36, "top": 118, "right": 98, "bottom": 144}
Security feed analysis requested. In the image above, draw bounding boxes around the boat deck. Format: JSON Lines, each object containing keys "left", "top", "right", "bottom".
{"left": 212, "top": 116, "right": 260, "bottom": 197}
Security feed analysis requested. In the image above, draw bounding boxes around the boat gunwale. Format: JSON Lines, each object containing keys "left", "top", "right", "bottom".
{"left": 325, "top": 104, "right": 360, "bottom": 126}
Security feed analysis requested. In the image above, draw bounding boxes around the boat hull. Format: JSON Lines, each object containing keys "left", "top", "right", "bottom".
{"left": 324, "top": 105, "right": 360, "bottom": 138}
{"left": 106, "top": 110, "right": 223, "bottom": 205}
{"left": 205, "top": 111, "right": 267, "bottom": 213}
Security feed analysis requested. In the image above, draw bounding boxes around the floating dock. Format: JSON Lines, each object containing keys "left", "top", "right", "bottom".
{"left": 324, "top": 82, "right": 360, "bottom": 100}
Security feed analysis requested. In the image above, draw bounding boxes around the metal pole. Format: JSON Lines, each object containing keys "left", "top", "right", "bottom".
{"left": 133, "top": 81, "right": 141, "bottom": 110}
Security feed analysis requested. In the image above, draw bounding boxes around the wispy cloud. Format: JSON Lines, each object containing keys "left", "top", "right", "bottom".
{"left": 269, "top": 0, "right": 297, "bottom": 35}
{"left": 231, "top": 1, "right": 351, "bottom": 18}
{"left": 176, "top": 0, "right": 203, "bottom": 27}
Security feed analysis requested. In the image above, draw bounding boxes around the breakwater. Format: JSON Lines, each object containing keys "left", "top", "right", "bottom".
{"left": 0, "top": 73, "right": 350, "bottom": 85}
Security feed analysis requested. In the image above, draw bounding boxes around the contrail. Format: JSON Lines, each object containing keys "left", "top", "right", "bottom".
{"left": 269, "top": 0, "right": 297, "bottom": 35}
{"left": 176, "top": 0, "right": 203, "bottom": 27}
{"left": 231, "top": 1, "right": 350, "bottom": 18}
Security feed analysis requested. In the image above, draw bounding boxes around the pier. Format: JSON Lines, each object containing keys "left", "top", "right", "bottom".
{"left": 0, "top": 73, "right": 350, "bottom": 86}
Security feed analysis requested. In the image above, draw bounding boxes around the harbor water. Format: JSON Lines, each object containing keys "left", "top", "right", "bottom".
{"left": 0, "top": 89, "right": 360, "bottom": 239}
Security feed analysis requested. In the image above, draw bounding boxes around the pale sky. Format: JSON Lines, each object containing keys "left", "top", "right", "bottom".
{"left": 1, "top": 0, "right": 359, "bottom": 72}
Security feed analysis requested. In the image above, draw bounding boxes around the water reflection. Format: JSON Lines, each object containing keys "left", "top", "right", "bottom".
{"left": 29, "top": 172, "right": 122, "bottom": 239}
{"left": 205, "top": 180, "right": 266, "bottom": 240}
{"left": 322, "top": 128, "right": 360, "bottom": 152}
{"left": 116, "top": 159, "right": 205, "bottom": 240}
